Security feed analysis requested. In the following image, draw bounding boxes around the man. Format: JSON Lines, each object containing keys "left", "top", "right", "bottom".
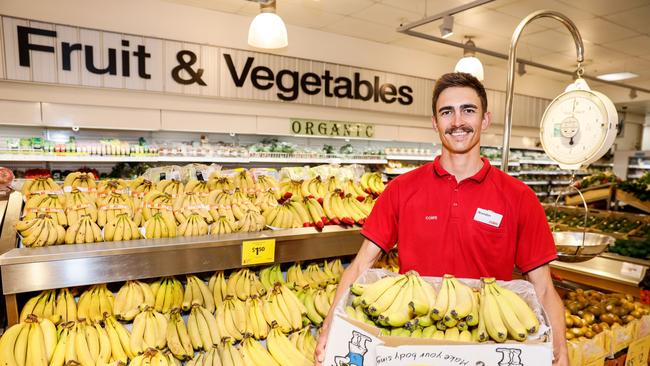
{"left": 315, "top": 72, "right": 568, "bottom": 365}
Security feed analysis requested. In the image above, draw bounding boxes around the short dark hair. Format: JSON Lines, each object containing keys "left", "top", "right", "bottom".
{"left": 432, "top": 72, "right": 487, "bottom": 115}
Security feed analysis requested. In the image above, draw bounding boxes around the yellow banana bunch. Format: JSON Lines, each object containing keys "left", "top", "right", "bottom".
{"left": 63, "top": 172, "right": 97, "bottom": 192}
{"left": 71, "top": 321, "right": 114, "bottom": 366}
{"left": 130, "top": 307, "right": 168, "bottom": 354}
{"left": 131, "top": 176, "right": 155, "bottom": 196}
{"left": 240, "top": 335, "right": 280, "bottom": 365}
{"left": 64, "top": 214, "right": 103, "bottom": 244}
{"left": 286, "top": 263, "right": 310, "bottom": 290}
{"left": 21, "top": 176, "right": 61, "bottom": 197}
{"left": 173, "top": 192, "right": 213, "bottom": 224}
{"left": 0, "top": 315, "right": 57, "bottom": 366}
{"left": 278, "top": 179, "right": 303, "bottom": 201}
{"left": 105, "top": 213, "right": 141, "bottom": 242}
{"left": 218, "top": 337, "right": 245, "bottom": 366}
{"left": 233, "top": 169, "right": 256, "bottom": 194}
{"left": 17, "top": 214, "right": 66, "bottom": 247}
{"left": 77, "top": 283, "right": 115, "bottom": 323}
{"left": 24, "top": 194, "right": 68, "bottom": 226}
{"left": 258, "top": 264, "right": 285, "bottom": 291}
{"left": 104, "top": 314, "right": 136, "bottom": 362}
{"left": 97, "top": 192, "right": 134, "bottom": 227}
{"left": 166, "top": 309, "right": 194, "bottom": 361}
{"left": 264, "top": 203, "right": 300, "bottom": 229}
{"left": 302, "top": 287, "right": 324, "bottom": 326}
{"left": 360, "top": 172, "right": 385, "bottom": 195}
{"left": 323, "top": 176, "right": 341, "bottom": 192}
{"left": 143, "top": 212, "right": 177, "bottom": 239}
{"left": 19, "top": 289, "right": 58, "bottom": 323}
{"left": 210, "top": 215, "right": 239, "bottom": 235}
{"left": 231, "top": 199, "right": 259, "bottom": 221}
{"left": 266, "top": 324, "right": 312, "bottom": 366}
{"left": 262, "top": 284, "right": 306, "bottom": 334}
{"left": 226, "top": 268, "right": 266, "bottom": 301}
{"left": 288, "top": 326, "right": 317, "bottom": 362}
{"left": 53, "top": 288, "right": 78, "bottom": 324}
{"left": 114, "top": 280, "right": 155, "bottom": 321}
{"left": 344, "top": 179, "right": 368, "bottom": 200}
{"left": 150, "top": 277, "right": 184, "bottom": 314}
{"left": 157, "top": 179, "right": 185, "bottom": 198}
{"left": 256, "top": 175, "right": 280, "bottom": 196}
{"left": 130, "top": 347, "right": 176, "bottom": 366}
{"left": 182, "top": 275, "right": 216, "bottom": 313}
{"left": 208, "top": 271, "right": 228, "bottom": 308}
{"left": 480, "top": 278, "right": 539, "bottom": 343}
{"left": 141, "top": 190, "right": 174, "bottom": 223}
{"left": 207, "top": 175, "right": 234, "bottom": 192}
{"left": 254, "top": 189, "right": 280, "bottom": 212}
{"left": 285, "top": 200, "right": 312, "bottom": 228}
{"left": 326, "top": 190, "right": 355, "bottom": 226}
{"left": 323, "top": 259, "right": 343, "bottom": 284}
{"left": 342, "top": 193, "right": 369, "bottom": 225}
{"left": 304, "top": 197, "right": 327, "bottom": 229}
{"left": 97, "top": 179, "right": 128, "bottom": 197}
{"left": 237, "top": 209, "right": 266, "bottom": 232}
{"left": 215, "top": 297, "right": 247, "bottom": 341}
{"left": 187, "top": 305, "right": 220, "bottom": 350}
{"left": 178, "top": 213, "right": 210, "bottom": 237}
{"left": 375, "top": 247, "right": 399, "bottom": 272}
{"left": 300, "top": 176, "right": 327, "bottom": 202}
{"left": 246, "top": 296, "right": 270, "bottom": 340}
{"left": 304, "top": 263, "right": 332, "bottom": 288}
{"left": 65, "top": 188, "right": 98, "bottom": 227}
{"left": 185, "top": 179, "right": 211, "bottom": 196}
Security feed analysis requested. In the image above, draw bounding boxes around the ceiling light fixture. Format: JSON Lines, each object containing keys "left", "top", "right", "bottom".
{"left": 596, "top": 72, "right": 638, "bottom": 82}
{"left": 247, "top": 0, "right": 288, "bottom": 49}
{"left": 454, "top": 37, "right": 484, "bottom": 81}
{"left": 630, "top": 89, "right": 638, "bottom": 99}
{"left": 517, "top": 62, "right": 526, "bottom": 76}
{"left": 439, "top": 15, "right": 454, "bottom": 38}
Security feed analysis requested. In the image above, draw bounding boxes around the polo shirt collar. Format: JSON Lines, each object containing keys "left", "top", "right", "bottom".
{"left": 432, "top": 156, "right": 491, "bottom": 183}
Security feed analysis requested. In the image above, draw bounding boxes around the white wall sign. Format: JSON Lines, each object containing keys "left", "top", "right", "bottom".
{"left": 0, "top": 15, "right": 434, "bottom": 116}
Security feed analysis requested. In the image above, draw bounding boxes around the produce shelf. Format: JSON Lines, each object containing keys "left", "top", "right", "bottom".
{"left": 0, "top": 192, "right": 363, "bottom": 325}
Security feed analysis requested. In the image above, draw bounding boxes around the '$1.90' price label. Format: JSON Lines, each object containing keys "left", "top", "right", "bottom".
{"left": 241, "top": 239, "right": 276, "bottom": 266}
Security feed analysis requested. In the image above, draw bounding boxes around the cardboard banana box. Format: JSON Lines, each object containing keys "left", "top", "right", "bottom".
{"left": 323, "top": 269, "right": 554, "bottom": 366}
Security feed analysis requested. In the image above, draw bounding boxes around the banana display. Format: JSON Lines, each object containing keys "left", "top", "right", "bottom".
{"left": 4, "top": 259, "right": 344, "bottom": 366}
{"left": 347, "top": 272, "right": 542, "bottom": 343}
{"left": 375, "top": 247, "right": 399, "bottom": 272}
{"left": 16, "top": 168, "right": 382, "bottom": 246}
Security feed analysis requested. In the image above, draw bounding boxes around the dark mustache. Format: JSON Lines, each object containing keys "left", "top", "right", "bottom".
{"left": 445, "top": 126, "right": 474, "bottom": 134}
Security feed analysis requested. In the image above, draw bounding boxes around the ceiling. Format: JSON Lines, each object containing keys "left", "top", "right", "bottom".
{"left": 164, "top": 0, "right": 650, "bottom": 111}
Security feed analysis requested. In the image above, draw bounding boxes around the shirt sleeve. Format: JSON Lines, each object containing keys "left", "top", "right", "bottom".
{"left": 360, "top": 178, "right": 399, "bottom": 252}
{"left": 515, "top": 187, "right": 558, "bottom": 273}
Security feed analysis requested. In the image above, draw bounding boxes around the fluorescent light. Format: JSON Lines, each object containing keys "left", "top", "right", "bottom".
{"left": 439, "top": 15, "right": 454, "bottom": 39}
{"left": 596, "top": 72, "right": 638, "bottom": 81}
{"left": 248, "top": 0, "right": 288, "bottom": 49}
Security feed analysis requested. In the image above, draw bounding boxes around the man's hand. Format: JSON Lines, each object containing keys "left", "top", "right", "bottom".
{"left": 553, "top": 348, "right": 569, "bottom": 366}
{"left": 314, "top": 323, "right": 330, "bottom": 366}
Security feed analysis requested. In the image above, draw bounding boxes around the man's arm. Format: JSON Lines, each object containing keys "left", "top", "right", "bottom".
{"left": 525, "top": 264, "right": 568, "bottom": 366}
{"left": 314, "top": 239, "right": 384, "bottom": 366}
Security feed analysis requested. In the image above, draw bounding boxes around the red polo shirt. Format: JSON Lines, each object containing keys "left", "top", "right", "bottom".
{"left": 361, "top": 156, "right": 557, "bottom": 280}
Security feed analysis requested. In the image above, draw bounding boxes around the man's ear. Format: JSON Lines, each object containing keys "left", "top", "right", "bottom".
{"left": 481, "top": 111, "right": 492, "bottom": 131}
{"left": 432, "top": 116, "right": 438, "bottom": 131}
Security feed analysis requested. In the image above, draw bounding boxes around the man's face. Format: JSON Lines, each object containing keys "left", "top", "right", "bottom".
{"left": 432, "top": 86, "right": 491, "bottom": 155}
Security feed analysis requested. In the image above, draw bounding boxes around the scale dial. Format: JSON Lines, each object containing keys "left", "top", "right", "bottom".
{"left": 540, "top": 82, "right": 617, "bottom": 170}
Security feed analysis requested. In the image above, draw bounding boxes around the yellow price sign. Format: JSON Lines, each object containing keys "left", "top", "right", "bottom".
{"left": 625, "top": 335, "right": 650, "bottom": 366}
{"left": 241, "top": 239, "right": 276, "bottom": 266}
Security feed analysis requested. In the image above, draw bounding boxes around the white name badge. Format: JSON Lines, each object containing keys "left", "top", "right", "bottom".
{"left": 474, "top": 208, "right": 503, "bottom": 228}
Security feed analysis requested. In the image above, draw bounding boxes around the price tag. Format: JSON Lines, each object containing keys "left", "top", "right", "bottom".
{"left": 621, "top": 262, "right": 645, "bottom": 280}
{"left": 625, "top": 335, "right": 650, "bottom": 366}
{"left": 241, "top": 239, "right": 275, "bottom": 266}
{"left": 585, "top": 358, "right": 604, "bottom": 366}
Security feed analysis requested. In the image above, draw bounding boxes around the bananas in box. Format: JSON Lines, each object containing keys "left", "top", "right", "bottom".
{"left": 347, "top": 270, "right": 543, "bottom": 342}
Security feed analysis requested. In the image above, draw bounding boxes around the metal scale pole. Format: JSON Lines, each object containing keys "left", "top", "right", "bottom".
{"left": 500, "top": 10, "right": 584, "bottom": 172}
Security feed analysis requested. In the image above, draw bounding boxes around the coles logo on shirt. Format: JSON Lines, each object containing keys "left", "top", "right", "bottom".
{"left": 424, "top": 215, "right": 438, "bottom": 221}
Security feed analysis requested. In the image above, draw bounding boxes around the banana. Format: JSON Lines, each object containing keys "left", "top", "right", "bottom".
{"left": 366, "top": 276, "right": 408, "bottom": 317}
{"left": 240, "top": 336, "right": 280, "bottom": 366}
{"left": 357, "top": 274, "right": 406, "bottom": 308}
{"left": 481, "top": 285, "right": 507, "bottom": 342}
{"left": 209, "top": 271, "right": 228, "bottom": 308}
{"left": 431, "top": 275, "right": 451, "bottom": 321}
{"left": 487, "top": 279, "right": 540, "bottom": 335}
{"left": 0, "top": 323, "right": 25, "bottom": 366}
{"left": 379, "top": 276, "right": 413, "bottom": 328}
{"left": 266, "top": 326, "right": 312, "bottom": 366}
{"left": 166, "top": 310, "right": 193, "bottom": 361}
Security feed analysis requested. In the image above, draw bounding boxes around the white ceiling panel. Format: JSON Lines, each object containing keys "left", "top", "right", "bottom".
{"left": 349, "top": 3, "right": 421, "bottom": 28}
{"left": 518, "top": 29, "right": 580, "bottom": 54}
{"left": 162, "top": 0, "right": 246, "bottom": 13}
{"left": 276, "top": 1, "right": 344, "bottom": 29}
{"left": 322, "top": 17, "right": 403, "bottom": 44}
{"left": 378, "top": 0, "right": 473, "bottom": 17}
{"left": 389, "top": 36, "right": 459, "bottom": 57}
{"left": 557, "top": 0, "right": 650, "bottom": 17}
{"left": 572, "top": 18, "right": 638, "bottom": 44}
{"left": 605, "top": 5, "right": 650, "bottom": 34}
{"left": 494, "top": 0, "right": 596, "bottom": 21}
{"left": 454, "top": 7, "right": 547, "bottom": 37}
{"left": 603, "top": 36, "right": 650, "bottom": 57}
{"left": 300, "top": 0, "right": 375, "bottom": 16}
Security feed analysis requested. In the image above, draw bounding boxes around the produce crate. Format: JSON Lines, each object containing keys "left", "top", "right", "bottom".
{"left": 610, "top": 320, "right": 638, "bottom": 355}
{"left": 616, "top": 190, "right": 650, "bottom": 214}
{"left": 568, "top": 329, "right": 611, "bottom": 366}
{"left": 565, "top": 185, "right": 614, "bottom": 206}
{"left": 323, "top": 269, "right": 553, "bottom": 366}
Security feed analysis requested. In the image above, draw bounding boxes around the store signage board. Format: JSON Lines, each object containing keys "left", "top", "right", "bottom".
{"left": 241, "top": 238, "right": 275, "bottom": 266}
{"left": 625, "top": 335, "right": 650, "bottom": 366}
{"left": 0, "top": 16, "right": 433, "bottom": 117}
{"left": 620, "top": 262, "right": 644, "bottom": 280}
{"left": 290, "top": 118, "right": 374, "bottom": 138}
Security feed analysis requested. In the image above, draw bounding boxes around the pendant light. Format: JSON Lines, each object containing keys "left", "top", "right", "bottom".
{"left": 454, "top": 37, "right": 484, "bottom": 81}
{"left": 248, "top": 0, "right": 288, "bottom": 49}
